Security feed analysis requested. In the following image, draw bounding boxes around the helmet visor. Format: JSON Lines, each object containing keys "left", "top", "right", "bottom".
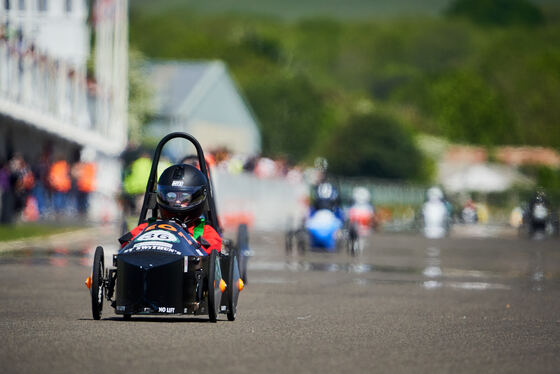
{"left": 156, "top": 185, "right": 206, "bottom": 209}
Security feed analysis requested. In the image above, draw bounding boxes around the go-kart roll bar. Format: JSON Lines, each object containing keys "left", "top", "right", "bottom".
{"left": 138, "top": 132, "right": 220, "bottom": 231}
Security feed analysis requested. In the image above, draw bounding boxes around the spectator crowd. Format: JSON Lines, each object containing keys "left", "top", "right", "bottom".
{"left": 0, "top": 146, "right": 97, "bottom": 224}
{"left": 0, "top": 24, "right": 99, "bottom": 130}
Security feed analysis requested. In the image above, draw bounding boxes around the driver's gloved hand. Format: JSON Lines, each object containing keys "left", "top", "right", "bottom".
{"left": 198, "top": 237, "right": 211, "bottom": 249}
{"left": 118, "top": 232, "right": 133, "bottom": 245}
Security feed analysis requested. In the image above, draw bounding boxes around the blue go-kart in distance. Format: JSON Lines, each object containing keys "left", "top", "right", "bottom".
{"left": 286, "top": 182, "right": 359, "bottom": 256}
{"left": 85, "top": 132, "right": 248, "bottom": 322}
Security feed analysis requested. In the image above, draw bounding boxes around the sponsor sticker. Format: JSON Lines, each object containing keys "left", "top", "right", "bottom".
{"left": 158, "top": 307, "right": 175, "bottom": 313}
{"left": 172, "top": 180, "right": 184, "bottom": 187}
{"left": 124, "top": 245, "right": 181, "bottom": 255}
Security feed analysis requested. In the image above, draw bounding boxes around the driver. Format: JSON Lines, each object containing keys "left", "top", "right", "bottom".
{"left": 310, "top": 182, "right": 344, "bottom": 221}
{"left": 529, "top": 189, "right": 549, "bottom": 209}
{"left": 119, "top": 164, "right": 222, "bottom": 253}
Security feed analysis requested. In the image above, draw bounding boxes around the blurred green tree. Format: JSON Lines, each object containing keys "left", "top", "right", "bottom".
{"left": 129, "top": 5, "right": 560, "bottom": 168}
{"left": 446, "top": 0, "right": 545, "bottom": 27}
{"left": 324, "top": 111, "right": 427, "bottom": 180}
{"left": 240, "top": 30, "right": 284, "bottom": 63}
{"left": 424, "top": 70, "right": 514, "bottom": 145}
{"left": 244, "top": 73, "right": 328, "bottom": 162}
{"left": 476, "top": 30, "right": 560, "bottom": 148}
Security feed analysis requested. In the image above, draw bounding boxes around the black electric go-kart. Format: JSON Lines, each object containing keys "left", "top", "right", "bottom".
{"left": 86, "top": 132, "right": 247, "bottom": 322}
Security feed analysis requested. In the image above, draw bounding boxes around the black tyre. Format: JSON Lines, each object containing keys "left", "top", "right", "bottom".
{"left": 237, "top": 223, "right": 249, "bottom": 283}
{"left": 296, "top": 228, "right": 307, "bottom": 255}
{"left": 91, "top": 246, "right": 104, "bottom": 320}
{"left": 226, "top": 251, "right": 241, "bottom": 321}
{"left": 349, "top": 238, "right": 359, "bottom": 257}
{"left": 348, "top": 225, "right": 359, "bottom": 257}
{"left": 207, "top": 250, "right": 222, "bottom": 322}
{"left": 528, "top": 224, "right": 535, "bottom": 238}
{"left": 285, "top": 231, "right": 293, "bottom": 255}
{"left": 123, "top": 314, "right": 131, "bottom": 321}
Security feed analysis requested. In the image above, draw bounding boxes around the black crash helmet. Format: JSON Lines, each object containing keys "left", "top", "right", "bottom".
{"left": 156, "top": 164, "right": 208, "bottom": 223}
{"left": 315, "top": 182, "right": 339, "bottom": 210}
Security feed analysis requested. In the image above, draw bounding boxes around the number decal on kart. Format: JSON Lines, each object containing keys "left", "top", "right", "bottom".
{"left": 156, "top": 224, "right": 177, "bottom": 232}
{"left": 136, "top": 230, "right": 180, "bottom": 243}
{"left": 144, "top": 223, "right": 178, "bottom": 232}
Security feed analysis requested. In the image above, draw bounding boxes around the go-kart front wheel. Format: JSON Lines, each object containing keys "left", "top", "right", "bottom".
{"left": 91, "top": 246, "right": 105, "bottom": 320}
{"left": 207, "top": 250, "right": 222, "bottom": 322}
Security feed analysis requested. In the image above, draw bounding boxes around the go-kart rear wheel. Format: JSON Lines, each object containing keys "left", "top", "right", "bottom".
{"left": 226, "top": 251, "right": 241, "bottom": 321}
{"left": 237, "top": 223, "right": 249, "bottom": 283}
{"left": 349, "top": 238, "right": 360, "bottom": 257}
{"left": 91, "top": 246, "right": 105, "bottom": 320}
{"left": 285, "top": 231, "right": 293, "bottom": 255}
{"left": 207, "top": 250, "right": 222, "bottom": 323}
{"left": 347, "top": 224, "right": 360, "bottom": 257}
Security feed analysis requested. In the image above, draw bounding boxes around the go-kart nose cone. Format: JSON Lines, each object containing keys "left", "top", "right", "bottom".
{"left": 116, "top": 251, "right": 184, "bottom": 315}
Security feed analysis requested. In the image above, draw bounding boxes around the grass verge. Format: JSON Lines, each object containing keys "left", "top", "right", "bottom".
{"left": 0, "top": 223, "right": 84, "bottom": 242}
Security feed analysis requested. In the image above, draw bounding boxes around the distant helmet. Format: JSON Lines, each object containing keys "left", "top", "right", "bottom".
{"left": 314, "top": 157, "right": 328, "bottom": 173}
{"left": 352, "top": 187, "right": 370, "bottom": 204}
{"left": 315, "top": 182, "right": 339, "bottom": 211}
{"left": 427, "top": 187, "right": 443, "bottom": 201}
{"left": 156, "top": 164, "right": 208, "bottom": 224}
{"left": 534, "top": 188, "right": 547, "bottom": 203}
{"left": 317, "top": 182, "right": 338, "bottom": 200}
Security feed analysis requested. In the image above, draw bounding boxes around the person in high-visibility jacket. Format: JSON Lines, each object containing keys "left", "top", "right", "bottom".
{"left": 123, "top": 155, "right": 152, "bottom": 197}
{"left": 48, "top": 157, "right": 71, "bottom": 214}
{"left": 72, "top": 160, "right": 97, "bottom": 216}
{"left": 123, "top": 154, "right": 171, "bottom": 214}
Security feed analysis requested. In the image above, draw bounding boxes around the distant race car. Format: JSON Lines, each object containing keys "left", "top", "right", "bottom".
{"left": 286, "top": 182, "right": 359, "bottom": 256}
{"left": 85, "top": 132, "right": 248, "bottom": 321}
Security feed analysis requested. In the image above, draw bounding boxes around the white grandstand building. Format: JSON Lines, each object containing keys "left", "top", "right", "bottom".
{"left": 0, "top": 0, "right": 128, "bottom": 221}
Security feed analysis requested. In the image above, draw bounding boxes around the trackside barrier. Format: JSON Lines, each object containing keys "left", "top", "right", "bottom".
{"left": 337, "top": 179, "right": 426, "bottom": 207}
{"left": 213, "top": 170, "right": 308, "bottom": 232}
{"left": 213, "top": 172, "right": 430, "bottom": 232}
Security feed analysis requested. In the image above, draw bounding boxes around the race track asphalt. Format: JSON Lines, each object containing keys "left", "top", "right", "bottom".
{"left": 1, "top": 226, "right": 559, "bottom": 373}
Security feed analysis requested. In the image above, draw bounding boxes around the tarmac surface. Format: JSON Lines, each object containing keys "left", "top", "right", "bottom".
{"left": 1, "top": 225, "right": 559, "bottom": 373}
